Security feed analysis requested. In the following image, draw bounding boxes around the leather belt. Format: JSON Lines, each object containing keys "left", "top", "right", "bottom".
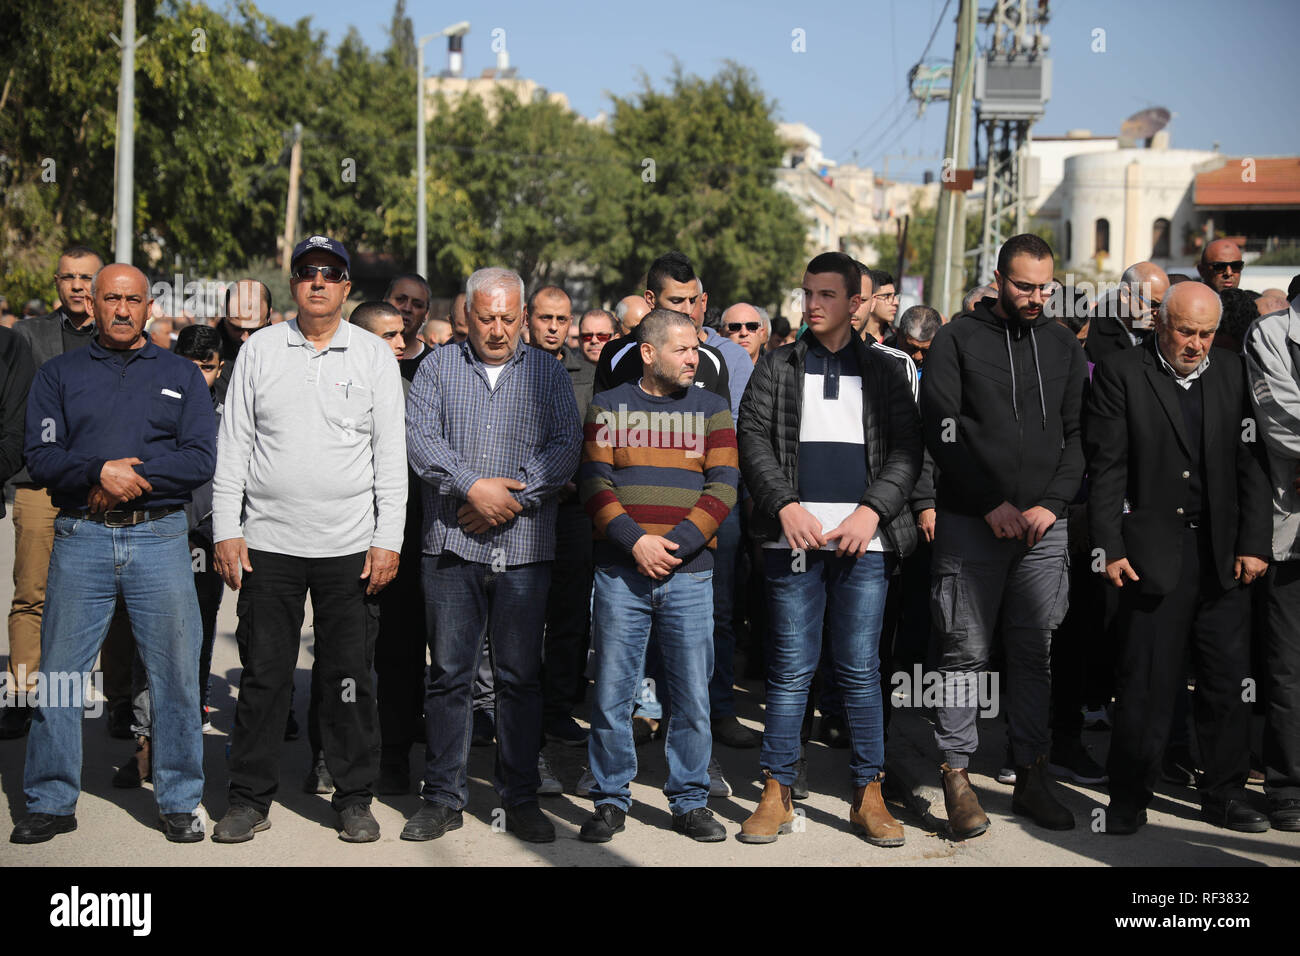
{"left": 67, "top": 505, "right": 184, "bottom": 528}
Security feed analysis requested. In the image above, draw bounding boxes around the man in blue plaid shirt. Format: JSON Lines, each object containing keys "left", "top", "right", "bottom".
{"left": 402, "top": 266, "right": 582, "bottom": 844}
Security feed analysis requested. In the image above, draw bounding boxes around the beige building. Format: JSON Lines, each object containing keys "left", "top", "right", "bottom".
{"left": 774, "top": 122, "right": 937, "bottom": 263}
{"left": 423, "top": 50, "right": 569, "bottom": 119}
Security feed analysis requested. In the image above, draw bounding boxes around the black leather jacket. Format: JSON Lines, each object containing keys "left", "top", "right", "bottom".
{"left": 737, "top": 328, "right": 923, "bottom": 557}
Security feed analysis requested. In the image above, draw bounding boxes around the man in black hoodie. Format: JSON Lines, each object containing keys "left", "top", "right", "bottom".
{"left": 919, "top": 234, "right": 1087, "bottom": 838}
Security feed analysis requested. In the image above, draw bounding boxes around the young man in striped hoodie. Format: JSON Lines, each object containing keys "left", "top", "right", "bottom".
{"left": 578, "top": 308, "right": 739, "bottom": 844}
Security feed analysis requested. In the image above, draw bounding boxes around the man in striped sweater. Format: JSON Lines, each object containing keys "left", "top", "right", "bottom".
{"left": 578, "top": 309, "right": 739, "bottom": 844}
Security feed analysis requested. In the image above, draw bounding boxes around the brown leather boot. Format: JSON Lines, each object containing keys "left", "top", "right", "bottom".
{"left": 112, "top": 736, "right": 151, "bottom": 789}
{"left": 941, "top": 762, "right": 989, "bottom": 839}
{"left": 738, "top": 772, "right": 794, "bottom": 844}
{"left": 850, "top": 776, "right": 904, "bottom": 847}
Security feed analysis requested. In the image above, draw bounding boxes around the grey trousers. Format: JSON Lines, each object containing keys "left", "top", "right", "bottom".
{"left": 929, "top": 511, "right": 1070, "bottom": 769}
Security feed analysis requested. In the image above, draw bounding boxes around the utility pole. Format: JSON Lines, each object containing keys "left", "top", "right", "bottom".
{"left": 927, "top": 0, "right": 977, "bottom": 319}
{"left": 280, "top": 123, "right": 302, "bottom": 275}
{"left": 112, "top": 0, "right": 145, "bottom": 265}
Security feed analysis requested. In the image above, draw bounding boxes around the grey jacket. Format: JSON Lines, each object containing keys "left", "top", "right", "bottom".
{"left": 1244, "top": 305, "right": 1300, "bottom": 561}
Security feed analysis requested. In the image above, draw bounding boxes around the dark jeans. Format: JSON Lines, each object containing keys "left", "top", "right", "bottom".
{"left": 194, "top": 548, "right": 224, "bottom": 714}
{"left": 1264, "top": 560, "right": 1300, "bottom": 801}
{"left": 421, "top": 554, "right": 550, "bottom": 810}
{"left": 227, "top": 550, "right": 380, "bottom": 814}
{"left": 541, "top": 500, "right": 593, "bottom": 726}
{"left": 375, "top": 547, "right": 427, "bottom": 764}
{"left": 1107, "top": 528, "right": 1252, "bottom": 811}
{"left": 709, "top": 507, "right": 741, "bottom": 719}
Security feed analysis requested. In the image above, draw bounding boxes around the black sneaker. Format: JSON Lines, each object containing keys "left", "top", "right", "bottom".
{"left": 1102, "top": 806, "right": 1148, "bottom": 836}
{"left": 10, "top": 812, "right": 77, "bottom": 844}
{"left": 1268, "top": 798, "right": 1300, "bottom": 832}
{"left": 544, "top": 716, "right": 589, "bottom": 747}
{"left": 338, "top": 804, "right": 381, "bottom": 843}
{"left": 160, "top": 812, "right": 204, "bottom": 843}
{"left": 712, "top": 715, "right": 760, "bottom": 749}
{"left": 212, "top": 805, "right": 270, "bottom": 844}
{"left": 401, "top": 802, "right": 463, "bottom": 841}
{"left": 302, "top": 753, "right": 333, "bottom": 794}
{"left": 579, "top": 804, "right": 626, "bottom": 843}
{"left": 505, "top": 802, "right": 556, "bottom": 843}
{"left": 1047, "top": 739, "right": 1108, "bottom": 784}
{"left": 672, "top": 807, "right": 726, "bottom": 842}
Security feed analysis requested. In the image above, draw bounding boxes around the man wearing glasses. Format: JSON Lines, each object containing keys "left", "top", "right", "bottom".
{"left": 211, "top": 235, "right": 407, "bottom": 844}
{"left": 4, "top": 246, "right": 106, "bottom": 740}
{"left": 1085, "top": 261, "right": 1170, "bottom": 368}
{"left": 578, "top": 310, "right": 617, "bottom": 366}
{"left": 855, "top": 267, "right": 900, "bottom": 346}
{"left": 920, "top": 234, "right": 1087, "bottom": 838}
{"left": 1197, "top": 238, "right": 1245, "bottom": 293}
{"left": 721, "top": 303, "right": 769, "bottom": 364}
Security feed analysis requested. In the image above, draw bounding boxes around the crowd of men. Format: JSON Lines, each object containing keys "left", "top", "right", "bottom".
{"left": 2, "top": 230, "right": 1298, "bottom": 850}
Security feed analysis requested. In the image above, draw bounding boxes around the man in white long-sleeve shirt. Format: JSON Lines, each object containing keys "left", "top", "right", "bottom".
{"left": 209, "top": 235, "right": 407, "bottom": 845}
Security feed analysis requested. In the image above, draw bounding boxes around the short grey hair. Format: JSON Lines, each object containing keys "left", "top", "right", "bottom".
{"left": 640, "top": 308, "right": 696, "bottom": 351}
{"left": 754, "top": 306, "right": 771, "bottom": 334}
{"left": 962, "top": 284, "right": 996, "bottom": 312}
{"left": 466, "top": 267, "right": 525, "bottom": 314}
{"left": 899, "top": 305, "right": 942, "bottom": 342}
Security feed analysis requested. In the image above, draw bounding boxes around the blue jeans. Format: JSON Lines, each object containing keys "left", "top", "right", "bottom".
{"left": 24, "top": 510, "right": 203, "bottom": 816}
{"left": 588, "top": 563, "right": 714, "bottom": 815}
{"left": 421, "top": 554, "right": 550, "bottom": 810}
{"left": 762, "top": 549, "right": 889, "bottom": 787}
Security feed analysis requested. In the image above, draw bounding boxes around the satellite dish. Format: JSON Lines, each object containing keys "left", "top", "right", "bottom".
{"left": 1120, "top": 107, "right": 1170, "bottom": 146}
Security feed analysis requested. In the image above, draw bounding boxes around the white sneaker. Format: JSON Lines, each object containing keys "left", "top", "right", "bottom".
{"left": 996, "top": 766, "right": 1017, "bottom": 785}
{"left": 708, "top": 755, "right": 732, "bottom": 798}
{"left": 538, "top": 752, "right": 563, "bottom": 796}
{"left": 576, "top": 766, "right": 597, "bottom": 798}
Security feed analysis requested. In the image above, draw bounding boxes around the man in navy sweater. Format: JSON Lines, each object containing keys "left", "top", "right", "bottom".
{"left": 11, "top": 264, "right": 216, "bottom": 845}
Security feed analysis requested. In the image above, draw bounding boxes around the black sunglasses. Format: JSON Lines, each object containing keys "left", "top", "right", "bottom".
{"left": 726, "top": 322, "right": 761, "bottom": 333}
{"left": 1208, "top": 260, "right": 1243, "bottom": 274}
{"left": 291, "top": 265, "right": 349, "bottom": 282}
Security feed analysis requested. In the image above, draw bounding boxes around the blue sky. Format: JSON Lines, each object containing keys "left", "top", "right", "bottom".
{"left": 247, "top": 0, "right": 1300, "bottom": 179}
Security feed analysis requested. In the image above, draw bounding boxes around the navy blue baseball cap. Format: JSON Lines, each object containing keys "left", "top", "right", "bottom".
{"left": 290, "top": 235, "right": 351, "bottom": 272}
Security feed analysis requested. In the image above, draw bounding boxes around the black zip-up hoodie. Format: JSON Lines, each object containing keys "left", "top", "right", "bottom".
{"left": 918, "top": 297, "right": 1087, "bottom": 518}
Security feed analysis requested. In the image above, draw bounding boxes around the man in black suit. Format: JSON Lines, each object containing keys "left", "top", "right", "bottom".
{"left": 1085, "top": 280, "right": 1273, "bottom": 834}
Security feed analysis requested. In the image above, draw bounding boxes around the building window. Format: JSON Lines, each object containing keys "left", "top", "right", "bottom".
{"left": 1095, "top": 218, "right": 1110, "bottom": 256}
{"left": 1065, "top": 221, "right": 1072, "bottom": 261}
{"left": 1152, "top": 217, "right": 1170, "bottom": 258}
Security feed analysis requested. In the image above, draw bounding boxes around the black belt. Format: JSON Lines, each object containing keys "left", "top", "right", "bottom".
{"left": 67, "top": 505, "right": 183, "bottom": 527}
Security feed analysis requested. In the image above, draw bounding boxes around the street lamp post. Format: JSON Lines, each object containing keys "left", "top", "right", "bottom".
{"left": 416, "top": 21, "right": 470, "bottom": 278}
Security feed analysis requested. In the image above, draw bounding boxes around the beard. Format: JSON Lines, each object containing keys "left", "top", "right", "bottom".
{"left": 1000, "top": 287, "right": 1042, "bottom": 325}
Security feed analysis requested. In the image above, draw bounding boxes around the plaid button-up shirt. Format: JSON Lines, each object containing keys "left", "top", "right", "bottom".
{"left": 406, "top": 338, "right": 582, "bottom": 565}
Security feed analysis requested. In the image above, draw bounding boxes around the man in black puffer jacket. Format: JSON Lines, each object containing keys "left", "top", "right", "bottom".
{"left": 737, "top": 251, "right": 922, "bottom": 848}
{"left": 919, "top": 234, "right": 1087, "bottom": 839}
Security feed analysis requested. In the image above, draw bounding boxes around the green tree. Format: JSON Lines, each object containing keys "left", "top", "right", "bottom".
{"left": 608, "top": 62, "right": 807, "bottom": 308}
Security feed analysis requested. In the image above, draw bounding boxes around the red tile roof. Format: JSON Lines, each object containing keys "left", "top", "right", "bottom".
{"left": 1194, "top": 158, "right": 1300, "bottom": 207}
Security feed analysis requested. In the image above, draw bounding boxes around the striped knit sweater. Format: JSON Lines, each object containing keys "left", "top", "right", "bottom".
{"left": 580, "top": 380, "right": 738, "bottom": 573}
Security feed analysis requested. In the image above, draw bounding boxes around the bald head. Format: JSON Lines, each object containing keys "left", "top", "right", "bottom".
{"left": 1198, "top": 238, "right": 1244, "bottom": 292}
{"left": 1120, "top": 261, "right": 1170, "bottom": 329}
{"left": 616, "top": 295, "right": 651, "bottom": 334}
{"left": 962, "top": 285, "right": 997, "bottom": 313}
{"left": 91, "top": 264, "right": 153, "bottom": 350}
{"left": 1257, "top": 293, "right": 1290, "bottom": 316}
{"left": 721, "top": 302, "right": 767, "bottom": 361}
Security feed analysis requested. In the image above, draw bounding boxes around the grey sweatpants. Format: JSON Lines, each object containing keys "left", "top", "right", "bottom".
{"left": 929, "top": 511, "right": 1070, "bottom": 769}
